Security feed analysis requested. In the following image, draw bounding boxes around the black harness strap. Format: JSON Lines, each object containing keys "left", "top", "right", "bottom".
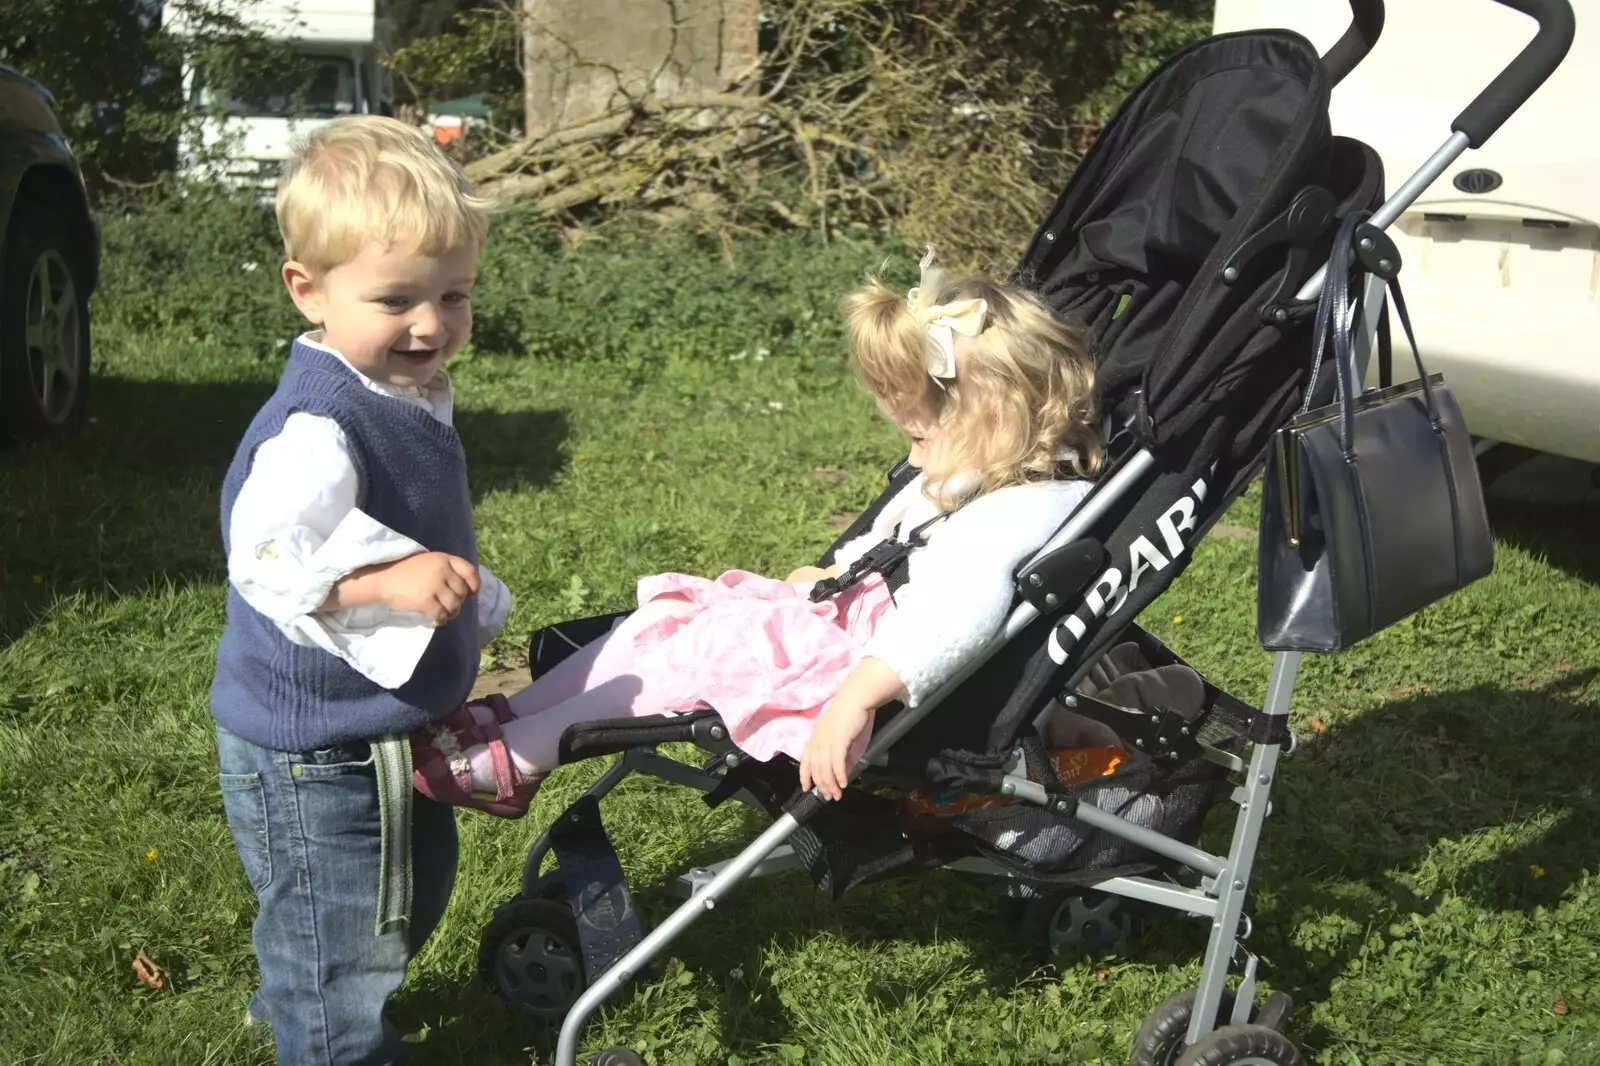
{"left": 808, "top": 509, "right": 954, "bottom": 604}
{"left": 1246, "top": 712, "right": 1294, "bottom": 747}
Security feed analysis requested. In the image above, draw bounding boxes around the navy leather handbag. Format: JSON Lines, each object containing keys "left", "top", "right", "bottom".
{"left": 1258, "top": 212, "right": 1494, "bottom": 653}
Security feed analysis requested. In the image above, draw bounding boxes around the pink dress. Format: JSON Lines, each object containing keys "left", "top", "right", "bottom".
{"left": 620, "top": 569, "right": 896, "bottom": 765}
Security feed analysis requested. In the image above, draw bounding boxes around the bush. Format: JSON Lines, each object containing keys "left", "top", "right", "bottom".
{"left": 94, "top": 186, "right": 299, "bottom": 357}
{"left": 468, "top": 214, "right": 904, "bottom": 373}
{"left": 92, "top": 188, "right": 906, "bottom": 371}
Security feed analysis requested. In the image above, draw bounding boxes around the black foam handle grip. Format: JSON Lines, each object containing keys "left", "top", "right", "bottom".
{"left": 1322, "top": 0, "right": 1385, "bottom": 86}
{"left": 1452, "top": 0, "right": 1575, "bottom": 148}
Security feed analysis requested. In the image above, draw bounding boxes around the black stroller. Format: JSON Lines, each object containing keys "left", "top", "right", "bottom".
{"left": 476, "top": 3, "right": 1575, "bottom": 1063}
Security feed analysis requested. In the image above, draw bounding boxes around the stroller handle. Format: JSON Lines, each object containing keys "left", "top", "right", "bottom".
{"left": 1453, "top": 0, "right": 1575, "bottom": 148}
{"left": 1323, "top": 0, "right": 1385, "bottom": 86}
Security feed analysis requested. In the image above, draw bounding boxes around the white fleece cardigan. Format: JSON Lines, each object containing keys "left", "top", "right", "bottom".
{"left": 829, "top": 472, "right": 1094, "bottom": 706}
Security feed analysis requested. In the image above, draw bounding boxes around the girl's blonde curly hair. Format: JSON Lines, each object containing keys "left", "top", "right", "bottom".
{"left": 841, "top": 274, "right": 1102, "bottom": 511}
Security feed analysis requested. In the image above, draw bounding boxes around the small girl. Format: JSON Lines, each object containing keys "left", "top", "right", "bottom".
{"left": 412, "top": 251, "right": 1103, "bottom": 812}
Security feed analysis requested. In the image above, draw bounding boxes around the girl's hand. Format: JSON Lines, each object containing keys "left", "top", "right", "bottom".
{"left": 799, "top": 699, "right": 873, "bottom": 801}
{"left": 787, "top": 563, "right": 841, "bottom": 584}
{"left": 798, "top": 657, "right": 906, "bottom": 802}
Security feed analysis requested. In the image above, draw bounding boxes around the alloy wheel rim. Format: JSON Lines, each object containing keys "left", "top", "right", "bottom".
{"left": 23, "top": 248, "right": 80, "bottom": 424}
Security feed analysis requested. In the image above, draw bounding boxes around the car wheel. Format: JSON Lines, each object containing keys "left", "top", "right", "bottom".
{"left": 1, "top": 200, "right": 92, "bottom": 443}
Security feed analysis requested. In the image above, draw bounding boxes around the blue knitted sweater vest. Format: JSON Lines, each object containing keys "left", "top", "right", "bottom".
{"left": 211, "top": 342, "right": 479, "bottom": 752}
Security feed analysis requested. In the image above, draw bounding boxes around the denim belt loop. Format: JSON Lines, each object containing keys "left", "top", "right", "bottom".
{"left": 371, "top": 735, "right": 414, "bottom": 936}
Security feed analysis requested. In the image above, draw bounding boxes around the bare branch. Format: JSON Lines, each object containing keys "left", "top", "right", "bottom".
{"left": 465, "top": 0, "right": 1082, "bottom": 265}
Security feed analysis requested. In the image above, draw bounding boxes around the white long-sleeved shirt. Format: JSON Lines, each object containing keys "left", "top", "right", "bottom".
{"left": 227, "top": 334, "right": 511, "bottom": 691}
{"left": 830, "top": 472, "right": 1093, "bottom": 706}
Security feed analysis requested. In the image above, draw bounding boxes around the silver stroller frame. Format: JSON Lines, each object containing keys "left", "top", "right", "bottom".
{"left": 547, "top": 4, "right": 1574, "bottom": 1060}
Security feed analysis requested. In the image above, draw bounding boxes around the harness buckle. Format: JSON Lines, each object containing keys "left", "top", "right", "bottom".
{"left": 808, "top": 538, "right": 915, "bottom": 603}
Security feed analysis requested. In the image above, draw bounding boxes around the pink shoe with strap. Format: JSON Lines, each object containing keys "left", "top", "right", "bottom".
{"left": 411, "top": 694, "right": 544, "bottom": 819}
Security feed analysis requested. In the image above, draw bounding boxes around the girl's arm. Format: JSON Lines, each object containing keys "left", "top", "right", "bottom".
{"left": 863, "top": 481, "right": 1092, "bottom": 706}
{"left": 799, "top": 655, "right": 907, "bottom": 801}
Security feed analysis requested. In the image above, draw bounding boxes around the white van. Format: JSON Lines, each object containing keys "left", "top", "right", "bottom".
{"left": 1213, "top": 0, "right": 1599, "bottom": 464}
{"left": 164, "top": 1, "right": 396, "bottom": 192}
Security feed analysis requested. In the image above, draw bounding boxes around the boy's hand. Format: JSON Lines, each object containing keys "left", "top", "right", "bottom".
{"left": 380, "top": 552, "right": 480, "bottom": 625}
{"left": 799, "top": 699, "right": 872, "bottom": 802}
{"left": 324, "top": 552, "right": 480, "bottom": 625}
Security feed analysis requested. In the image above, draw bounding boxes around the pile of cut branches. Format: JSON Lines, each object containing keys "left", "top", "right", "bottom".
{"left": 461, "top": 0, "right": 1208, "bottom": 269}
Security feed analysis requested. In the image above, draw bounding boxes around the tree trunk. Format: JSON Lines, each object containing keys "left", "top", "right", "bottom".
{"left": 522, "top": 0, "right": 759, "bottom": 139}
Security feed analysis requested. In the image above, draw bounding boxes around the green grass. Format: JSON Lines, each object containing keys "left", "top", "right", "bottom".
{"left": 2, "top": 234, "right": 1598, "bottom": 1066}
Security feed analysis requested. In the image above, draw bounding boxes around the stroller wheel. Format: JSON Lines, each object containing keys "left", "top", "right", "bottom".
{"left": 593, "top": 1050, "right": 645, "bottom": 1066}
{"left": 1132, "top": 990, "right": 1297, "bottom": 1066}
{"left": 1130, "top": 988, "right": 1236, "bottom": 1066}
{"left": 995, "top": 894, "right": 1028, "bottom": 929}
{"left": 1019, "top": 890, "right": 1136, "bottom": 961}
{"left": 1171, "top": 1022, "right": 1306, "bottom": 1066}
{"left": 478, "top": 897, "right": 586, "bottom": 1021}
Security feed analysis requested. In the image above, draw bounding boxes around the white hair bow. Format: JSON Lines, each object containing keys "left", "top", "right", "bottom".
{"left": 905, "top": 246, "right": 988, "bottom": 386}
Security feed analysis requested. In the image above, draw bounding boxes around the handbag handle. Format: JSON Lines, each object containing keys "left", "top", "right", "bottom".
{"left": 1297, "top": 213, "right": 1355, "bottom": 419}
{"left": 1315, "top": 212, "right": 1444, "bottom": 455}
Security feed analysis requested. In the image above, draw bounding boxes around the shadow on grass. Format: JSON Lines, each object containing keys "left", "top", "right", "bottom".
{"left": 1271, "top": 669, "right": 1598, "bottom": 912}
{"left": 0, "top": 374, "right": 569, "bottom": 645}
{"left": 390, "top": 668, "right": 1600, "bottom": 1060}
{"left": 1482, "top": 452, "right": 1600, "bottom": 586}
{"left": 1230, "top": 669, "right": 1600, "bottom": 1042}
{"left": 1487, "top": 500, "right": 1600, "bottom": 586}
{"left": 390, "top": 789, "right": 1047, "bottom": 1062}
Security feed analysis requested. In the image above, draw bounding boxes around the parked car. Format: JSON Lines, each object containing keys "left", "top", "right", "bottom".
{"left": 1213, "top": 0, "right": 1600, "bottom": 465}
{"left": 0, "top": 63, "right": 99, "bottom": 443}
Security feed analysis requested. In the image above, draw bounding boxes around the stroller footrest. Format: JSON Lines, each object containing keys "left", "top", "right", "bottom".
{"left": 558, "top": 710, "right": 733, "bottom": 764}
{"left": 549, "top": 796, "right": 643, "bottom": 980}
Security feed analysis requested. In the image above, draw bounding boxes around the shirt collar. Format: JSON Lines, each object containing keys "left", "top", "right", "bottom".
{"left": 298, "top": 332, "right": 452, "bottom": 401}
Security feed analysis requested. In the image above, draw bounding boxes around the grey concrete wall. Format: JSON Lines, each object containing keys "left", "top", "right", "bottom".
{"left": 523, "top": 0, "right": 760, "bottom": 136}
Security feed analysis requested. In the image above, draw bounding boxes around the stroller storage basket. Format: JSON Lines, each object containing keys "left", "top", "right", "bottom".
{"left": 872, "top": 624, "right": 1250, "bottom": 885}
{"left": 945, "top": 743, "right": 1231, "bottom": 880}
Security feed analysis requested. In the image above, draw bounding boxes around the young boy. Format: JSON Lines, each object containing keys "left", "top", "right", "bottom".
{"left": 211, "top": 115, "right": 509, "bottom": 1064}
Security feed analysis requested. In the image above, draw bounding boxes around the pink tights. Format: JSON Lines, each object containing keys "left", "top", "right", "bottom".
{"left": 463, "top": 597, "right": 697, "bottom": 788}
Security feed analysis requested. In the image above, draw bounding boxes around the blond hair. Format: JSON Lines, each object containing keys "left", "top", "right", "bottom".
{"left": 276, "top": 115, "right": 491, "bottom": 272}
{"left": 841, "top": 273, "right": 1102, "bottom": 510}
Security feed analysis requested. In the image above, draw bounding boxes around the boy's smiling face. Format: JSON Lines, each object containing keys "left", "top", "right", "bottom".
{"left": 283, "top": 241, "right": 480, "bottom": 389}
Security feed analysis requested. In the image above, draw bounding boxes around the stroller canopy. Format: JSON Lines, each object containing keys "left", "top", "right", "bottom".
{"left": 1016, "top": 30, "right": 1381, "bottom": 485}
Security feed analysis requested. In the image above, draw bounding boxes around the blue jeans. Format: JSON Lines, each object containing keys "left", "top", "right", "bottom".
{"left": 215, "top": 724, "right": 458, "bottom": 1065}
